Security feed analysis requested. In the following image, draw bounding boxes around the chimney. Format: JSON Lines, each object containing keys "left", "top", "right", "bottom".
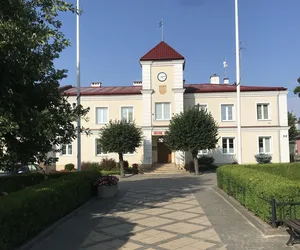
{"left": 133, "top": 81, "right": 142, "bottom": 86}
{"left": 91, "top": 82, "right": 102, "bottom": 87}
{"left": 223, "top": 77, "right": 230, "bottom": 84}
{"left": 210, "top": 74, "right": 220, "bottom": 84}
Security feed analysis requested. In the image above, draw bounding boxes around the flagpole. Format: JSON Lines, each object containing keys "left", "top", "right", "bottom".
{"left": 235, "top": 0, "right": 242, "bottom": 164}
{"left": 76, "top": 0, "right": 81, "bottom": 171}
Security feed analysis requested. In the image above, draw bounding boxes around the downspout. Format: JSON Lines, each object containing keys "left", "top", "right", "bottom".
{"left": 277, "top": 92, "right": 282, "bottom": 162}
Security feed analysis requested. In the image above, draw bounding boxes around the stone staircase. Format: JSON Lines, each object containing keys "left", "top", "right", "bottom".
{"left": 145, "top": 163, "right": 188, "bottom": 175}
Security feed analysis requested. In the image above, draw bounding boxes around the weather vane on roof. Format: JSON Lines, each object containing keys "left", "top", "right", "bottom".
{"left": 223, "top": 58, "right": 228, "bottom": 78}
{"left": 159, "top": 18, "right": 164, "bottom": 41}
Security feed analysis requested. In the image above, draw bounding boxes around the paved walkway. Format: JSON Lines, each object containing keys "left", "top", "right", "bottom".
{"left": 27, "top": 173, "right": 298, "bottom": 250}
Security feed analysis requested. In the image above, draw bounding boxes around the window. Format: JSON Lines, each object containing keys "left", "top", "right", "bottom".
{"left": 155, "top": 103, "right": 171, "bottom": 120}
{"left": 121, "top": 107, "right": 134, "bottom": 122}
{"left": 257, "top": 104, "right": 269, "bottom": 120}
{"left": 258, "top": 137, "right": 271, "bottom": 153}
{"left": 96, "top": 107, "right": 108, "bottom": 124}
{"left": 95, "top": 139, "right": 107, "bottom": 155}
{"left": 222, "top": 138, "right": 235, "bottom": 154}
{"left": 61, "top": 144, "right": 72, "bottom": 156}
{"left": 221, "top": 104, "right": 234, "bottom": 121}
{"left": 198, "top": 104, "right": 208, "bottom": 112}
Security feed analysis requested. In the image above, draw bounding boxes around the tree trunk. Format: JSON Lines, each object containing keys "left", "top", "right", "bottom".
{"left": 119, "top": 153, "right": 125, "bottom": 178}
{"left": 193, "top": 156, "right": 200, "bottom": 175}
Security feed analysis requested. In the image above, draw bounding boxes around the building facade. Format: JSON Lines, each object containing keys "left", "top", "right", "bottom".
{"left": 55, "top": 41, "right": 290, "bottom": 170}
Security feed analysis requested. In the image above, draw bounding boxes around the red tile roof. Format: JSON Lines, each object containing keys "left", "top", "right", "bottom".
{"left": 184, "top": 84, "right": 287, "bottom": 93}
{"left": 63, "top": 84, "right": 286, "bottom": 96}
{"left": 140, "top": 41, "right": 185, "bottom": 61}
{"left": 64, "top": 86, "right": 142, "bottom": 96}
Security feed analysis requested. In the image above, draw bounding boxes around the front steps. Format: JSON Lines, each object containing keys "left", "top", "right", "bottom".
{"left": 144, "top": 163, "right": 188, "bottom": 175}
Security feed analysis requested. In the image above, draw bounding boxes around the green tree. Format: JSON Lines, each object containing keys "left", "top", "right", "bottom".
{"left": 99, "top": 120, "right": 143, "bottom": 177}
{"left": 288, "top": 112, "right": 299, "bottom": 140}
{"left": 165, "top": 106, "right": 219, "bottom": 175}
{"left": 0, "top": 0, "right": 88, "bottom": 169}
{"left": 294, "top": 77, "right": 300, "bottom": 97}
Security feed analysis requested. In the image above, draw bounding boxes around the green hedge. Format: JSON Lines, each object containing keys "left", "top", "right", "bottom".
{"left": 0, "top": 171, "right": 101, "bottom": 250}
{"left": 101, "top": 170, "right": 121, "bottom": 175}
{"left": 0, "top": 172, "right": 71, "bottom": 194}
{"left": 217, "top": 164, "right": 300, "bottom": 224}
{"left": 244, "top": 163, "right": 300, "bottom": 181}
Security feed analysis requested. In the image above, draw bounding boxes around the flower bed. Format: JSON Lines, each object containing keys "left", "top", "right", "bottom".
{"left": 94, "top": 175, "right": 119, "bottom": 198}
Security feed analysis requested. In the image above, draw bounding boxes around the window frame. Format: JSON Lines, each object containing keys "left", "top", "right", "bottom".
{"left": 155, "top": 102, "right": 171, "bottom": 121}
{"left": 258, "top": 136, "right": 272, "bottom": 154}
{"left": 256, "top": 103, "right": 270, "bottom": 121}
{"left": 95, "top": 138, "right": 108, "bottom": 156}
{"left": 120, "top": 106, "right": 134, "bottom": 122}
{"left": 220, "top": 104, "right": 234, "bottom": 122}
{"left": 95, "top": 107, "right": 109, "bottom": 124}
{"left": 222, "top": 137, "right": 235, "bottom": 155}
{"left": 61, "top": 144, "right": 73, "bottom": 156}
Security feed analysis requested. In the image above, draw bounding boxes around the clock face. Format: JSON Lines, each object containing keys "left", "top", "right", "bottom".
{"left": 157, "top": 72, "right": 167, "bottom": 82}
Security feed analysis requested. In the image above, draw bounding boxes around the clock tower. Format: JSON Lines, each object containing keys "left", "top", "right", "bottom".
{"left": 139, "top": 41, "right": 185, "bottom": 168}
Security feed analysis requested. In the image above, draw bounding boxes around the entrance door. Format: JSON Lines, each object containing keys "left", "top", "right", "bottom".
{"left": 157, "top": 137, "right": 172, "bottom": 163}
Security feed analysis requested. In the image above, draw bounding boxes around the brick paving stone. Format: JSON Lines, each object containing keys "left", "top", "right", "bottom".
{"left": 25, "top": 173, "right": 299, "bottom": 250}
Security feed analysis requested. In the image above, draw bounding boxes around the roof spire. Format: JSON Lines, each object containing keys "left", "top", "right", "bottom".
{"left": 159, "top": 18, "right": 164, "bottom": 41}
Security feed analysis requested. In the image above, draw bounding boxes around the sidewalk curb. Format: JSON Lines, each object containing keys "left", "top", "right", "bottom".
{"left": 213, "top": 187, "right": 288, "bottom": 237}
{"left": 18, "top": 197, "right": 97, "bottom": 250}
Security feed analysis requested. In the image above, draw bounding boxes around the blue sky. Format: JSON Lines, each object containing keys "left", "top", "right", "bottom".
{"left": 56, "top": 0, "right": 300, "bottom": 116}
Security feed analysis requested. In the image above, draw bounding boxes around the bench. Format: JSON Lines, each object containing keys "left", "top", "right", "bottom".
{"left": 284, "top": 219, "right": 300, "bottom": 246}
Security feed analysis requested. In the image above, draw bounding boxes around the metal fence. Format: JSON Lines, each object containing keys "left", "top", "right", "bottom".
{"left": 224, "top": 176, "right": 300, "bottom": 227}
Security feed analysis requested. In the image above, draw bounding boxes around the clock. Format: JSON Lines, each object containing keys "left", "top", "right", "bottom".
{"left": 157, "top": 72, "right": 167, "bottom": 82}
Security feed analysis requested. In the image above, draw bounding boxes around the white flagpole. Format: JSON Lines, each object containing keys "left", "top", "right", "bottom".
{"left": 235, "top": 0, "right": 242, "bottom": 164}
{"left": 76, "top": 0, "right": 81, "bottom": 171}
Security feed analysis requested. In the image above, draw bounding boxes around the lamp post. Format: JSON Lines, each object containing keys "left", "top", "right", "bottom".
{"left": 235, "top": 0, "right": 242, "bottom": 164}
{"left": 76, "top": 0, "right": 81, "bottom": 171}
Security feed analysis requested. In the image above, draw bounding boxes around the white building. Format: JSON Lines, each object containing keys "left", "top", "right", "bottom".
{"left": 55, "top": 41, "right": 289, "bottom": 170}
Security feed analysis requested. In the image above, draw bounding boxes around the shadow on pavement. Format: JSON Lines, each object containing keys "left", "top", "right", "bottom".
{"left": 28, "top": 173, "right": 215, "bottom": 250}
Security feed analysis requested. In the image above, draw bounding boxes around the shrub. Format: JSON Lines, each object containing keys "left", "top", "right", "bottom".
{"left": 184, "top": 161, "right": 195, "bottom": 173}
{"left": 0, "top": 174, "right": 45, "bottom": 194}
{"left": 255, "top": 153, "right": 272, "bottom": 164}
{"left": 217, "top": 164, "right": 300, "bottom": 224}
{"left": 0, "top": 171, "right": 101, "bottom": 250}
{"left": 100, "top": 158, "right": 118, "bottom": 171}
{"left": 245, "top": 163, "right": 300, "bottom": 181}
{"left": 81, "top": 161, "right": 101, "bottom": 172}
{"left": 101, "top": 170, "right": 120, "bottom": 175}
{"left": 64, "top": 163, "right": 75, "bottom": 171}
{"left": 132, "top": 164, "right": 139, "bottom": 174}
{"left": 198, "top": 156, "right": 214, "bottom": 166}
{"left": 184, "top": 158, "right": 217, "bottom": 173}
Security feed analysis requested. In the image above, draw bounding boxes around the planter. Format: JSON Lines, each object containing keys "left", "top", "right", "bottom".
{"left": 97, "top": 184, "right": 118, "bottom": 198}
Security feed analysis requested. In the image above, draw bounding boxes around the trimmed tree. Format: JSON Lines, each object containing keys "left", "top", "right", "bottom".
{"left": 165, "top": 106, "right": 219, "bottom": 175}
{"left": 98, "top": 120, "right": 143, "bottom": 177}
